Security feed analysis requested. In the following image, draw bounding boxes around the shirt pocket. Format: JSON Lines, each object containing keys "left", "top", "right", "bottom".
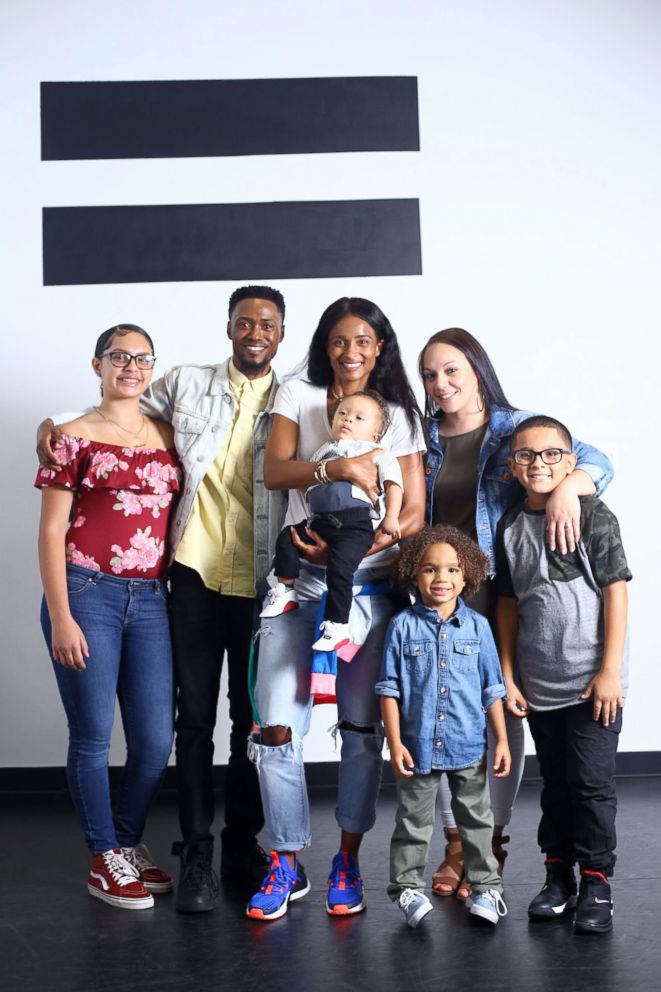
{"left": 483, "top": 457, "right": 516, "bottom": 489}
{"left": 172, "top": 408, "right": 206, "bottom": 457}
{"left": 403, "top": 640, "right": 433, "bottom": 679}
{"left": 452, "top": 638, "right": 480, "bottom": 673}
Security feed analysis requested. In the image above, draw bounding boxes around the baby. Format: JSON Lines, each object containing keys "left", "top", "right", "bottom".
{"left": 260, "top": 390, "right": 403, "bottom": 652}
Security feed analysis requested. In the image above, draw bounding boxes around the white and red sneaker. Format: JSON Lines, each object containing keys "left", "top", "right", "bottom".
{"left": 312, "top": 620, "right": 350, "bottom": 652}
{"left": 121, "top": 843, "right": 174, "bottom": 893}
{"left": 88, "top": 848, "right": 154, "bottom": 909}
{"left": 260, "top": 583, "right": 299, "bottom": 618}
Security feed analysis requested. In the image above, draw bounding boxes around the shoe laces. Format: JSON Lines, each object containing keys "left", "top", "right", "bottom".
{"left": 122, "top": 844, "right": 154, "bottom": 872}
{"left": 100, "top": 849, "right": 139, "bottom": 886}
{"left": 485, "top": 889, "right": 508, "bottom": 917}
{"left": 399, "top": 889, "right": 419, "bottom": 910}
{"left": 183, "top": 853, "right": 218, "bottom": 891}
{"left": 259, "top": 855, "right": 296, "bottom": 894}
{"left": 318, "top": 620, "right": 342, "bottom": 638}
{"left": 329, "top": 852, "right": 361, "bottom": 889}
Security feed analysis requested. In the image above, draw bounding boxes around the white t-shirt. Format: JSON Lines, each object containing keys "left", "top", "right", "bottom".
{"left": 273, "top": 378, "right": 426, "bottom": 570}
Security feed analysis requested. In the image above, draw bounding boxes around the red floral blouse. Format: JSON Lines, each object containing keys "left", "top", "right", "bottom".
{"left": 35, "top": 434, "right": 182, "bottom": 579}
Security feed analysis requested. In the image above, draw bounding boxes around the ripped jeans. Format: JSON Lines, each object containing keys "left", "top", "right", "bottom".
{"left": 249, "top": 565, "right": 393, "bottom": 852}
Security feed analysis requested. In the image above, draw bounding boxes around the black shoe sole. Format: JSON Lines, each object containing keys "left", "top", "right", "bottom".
{"left": 573, "top": 919, "right": 613, "bottom": 934}
{"left": 175, "top": 898, "right": 217, "bottom": 914}
{"left": 528, "top": 896, "right": 577, "bottom": 920}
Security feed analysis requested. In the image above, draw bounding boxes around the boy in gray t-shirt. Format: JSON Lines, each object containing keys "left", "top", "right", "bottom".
{"left": 496, "top": 415, "right": 631, "bottom": 937}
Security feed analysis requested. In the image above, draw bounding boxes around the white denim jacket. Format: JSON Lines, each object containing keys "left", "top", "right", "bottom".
{"left": 140, "top": 359, "right": 287, "bottom": 586}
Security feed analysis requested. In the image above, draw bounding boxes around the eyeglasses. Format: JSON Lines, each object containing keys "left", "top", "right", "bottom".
{"left": 512, "top": 447, "right": 572, "bottom": 466}
{"left": 102, "top": 350, "right": 156, "bottom": 370}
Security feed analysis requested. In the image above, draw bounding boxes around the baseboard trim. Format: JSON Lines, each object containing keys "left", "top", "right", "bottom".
{"left": 1, "top": 751, "right": 659, "bottom": 793}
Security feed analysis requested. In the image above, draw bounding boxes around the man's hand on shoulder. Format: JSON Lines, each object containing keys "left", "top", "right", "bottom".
{"left": 36, "top": 418, "right": 65, "bottom": 470}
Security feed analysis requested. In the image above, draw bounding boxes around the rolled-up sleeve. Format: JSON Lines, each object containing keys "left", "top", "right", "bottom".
{"left": 374, "top": 617, "right": 402, "bottom": 698}
{"left": 572, "top": 436, "right": 614, "bottom": 496}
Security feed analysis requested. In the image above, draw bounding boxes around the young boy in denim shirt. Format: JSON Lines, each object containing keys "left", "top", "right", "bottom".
{"left": 496, "top": 415, "right": 631, "bottom": 935}
{"left": 376, "top": 525, "right": 511, "bottom": 928}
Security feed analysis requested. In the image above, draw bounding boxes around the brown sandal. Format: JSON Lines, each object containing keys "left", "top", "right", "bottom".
{"left": 431, "top": 828, "right": 464, "bottom": 897}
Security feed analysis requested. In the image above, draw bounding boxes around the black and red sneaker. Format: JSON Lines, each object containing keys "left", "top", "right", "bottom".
{"left": 121, "top": 844, "right": 174, "bottom": 893}
{"left": 528, "top": 858, "right": 577, "bottom": 919}
{"left": 574, "top": 869, "right": 613, "bottom": 934}
{"left": 88, "top": 848, "right": 154, "bottom": 910}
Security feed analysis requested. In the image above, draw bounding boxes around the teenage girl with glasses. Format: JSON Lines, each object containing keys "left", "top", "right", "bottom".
{"left": 36, "top": 324, "right": 181, "bottom": 910}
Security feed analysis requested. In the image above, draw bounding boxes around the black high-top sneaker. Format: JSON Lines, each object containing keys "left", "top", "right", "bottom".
{"left": 574, "top": 869, "right": 613, "bottom": 934}
{"left": 528, "top": 858, "right": 578, "bottom": 919}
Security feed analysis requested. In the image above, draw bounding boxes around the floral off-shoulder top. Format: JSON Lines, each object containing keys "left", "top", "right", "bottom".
{"left": 35, "top": 434, "right": 182, "bottom": 579}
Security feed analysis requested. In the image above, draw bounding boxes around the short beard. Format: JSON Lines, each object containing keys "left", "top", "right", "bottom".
{"left": 234, "top": 353, "right": 271, "bottom": 377}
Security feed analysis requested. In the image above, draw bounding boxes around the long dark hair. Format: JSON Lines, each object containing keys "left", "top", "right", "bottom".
{"left": 307, "top": 297, "right": 421, "bottom": 435}
{"left": 418, "top": 328, "right": 514, "bottom": 419}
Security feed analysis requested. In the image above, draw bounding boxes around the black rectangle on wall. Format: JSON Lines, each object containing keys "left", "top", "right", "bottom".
{"left": 40, "top": 78, "right": 419, "bottom": 160}
{"left": 42, "top": 199, "right": 422, "bottom": 285}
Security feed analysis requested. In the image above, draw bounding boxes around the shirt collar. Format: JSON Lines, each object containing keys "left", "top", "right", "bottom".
{"left": 228, "top": 358, "right": 273, "bottom": 397}
{"left": 411, "top": 596, "right": 466, "bottom": 625}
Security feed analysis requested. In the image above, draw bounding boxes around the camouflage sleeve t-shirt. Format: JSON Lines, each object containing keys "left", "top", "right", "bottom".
{"left": 496, "top": 496, "right": 632, "bottom": 711}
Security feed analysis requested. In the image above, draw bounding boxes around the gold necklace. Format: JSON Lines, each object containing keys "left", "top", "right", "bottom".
{"left": 95, "top": 406, "right": 148, "bottom": 447}
{"left": 328, "top": 384, "right": 344, "bottom": 402}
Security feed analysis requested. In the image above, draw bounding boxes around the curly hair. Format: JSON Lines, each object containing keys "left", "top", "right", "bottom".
{"left": 391, "top": 525, "right": 489, "bottom": 601}
{"left": 306, "top": 297, "right": 421, "bottom": 435}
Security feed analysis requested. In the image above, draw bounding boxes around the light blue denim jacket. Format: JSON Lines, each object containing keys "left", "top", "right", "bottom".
{"left": 140, "top": 359, "right": 287, "bottom": 585}
{"left": 375, "top": 599, "right": 506, "bottom": 774}
{"left": 424, "top": 406, "right": 614, "bottom": 576}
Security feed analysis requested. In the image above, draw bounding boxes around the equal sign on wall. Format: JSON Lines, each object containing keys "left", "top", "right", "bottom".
{"left": 41, "top": 77, "right": 421, "bottom": 286}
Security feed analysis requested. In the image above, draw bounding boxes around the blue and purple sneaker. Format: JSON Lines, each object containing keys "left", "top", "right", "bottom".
{"left": 246, "top": 851, "right": 310, "bottom": 921}
{"left": 326, "top": 851, "right": 366, "bottom": 916}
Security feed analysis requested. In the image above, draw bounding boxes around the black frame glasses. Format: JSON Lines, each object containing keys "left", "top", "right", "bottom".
{"left": 512, "top": 447, "right": 572, "bottom": 466}
{"left": 102, "top": 350, "right": 157, "bottom": 370}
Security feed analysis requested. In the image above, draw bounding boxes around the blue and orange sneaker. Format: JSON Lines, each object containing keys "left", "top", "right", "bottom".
{"left": 246, "top": 851, "right": 310, "bottom": 921}
{"left": 326, "top": 851, "right": 366, "bottom": 916}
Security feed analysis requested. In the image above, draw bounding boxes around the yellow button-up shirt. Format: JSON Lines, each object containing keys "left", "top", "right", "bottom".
{"left": 175, "top": 361, "right": 273, "bottom": 596}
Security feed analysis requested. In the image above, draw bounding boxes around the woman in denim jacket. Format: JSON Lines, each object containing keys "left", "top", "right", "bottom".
{"left": 419, "top": 327, "right": 613, "bottom": 900}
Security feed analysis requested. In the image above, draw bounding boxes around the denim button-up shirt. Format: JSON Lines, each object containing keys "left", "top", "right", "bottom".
{"left": 140, "top": 359, "right": 287, "bottom": 584}
{"left": 424, "top": 406, "right": 614, "bottom": 576}
{"left": 375, "top": 599, "right": 506, "bottom": 774}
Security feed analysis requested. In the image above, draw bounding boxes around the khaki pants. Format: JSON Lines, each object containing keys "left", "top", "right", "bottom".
{"left": 387, "top": 757, "right": 502, "bottom": 900}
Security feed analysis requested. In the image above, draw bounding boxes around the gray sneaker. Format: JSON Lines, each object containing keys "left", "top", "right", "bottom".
{"left": 398, "top": 888, "right": 433, "bottom": 928}
{"left": 466, "top": 888, "right": 508, "bottom": 925}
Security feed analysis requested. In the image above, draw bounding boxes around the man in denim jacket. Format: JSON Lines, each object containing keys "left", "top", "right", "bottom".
{"left": 142, "top": 286, "right": 286, "bottom": 910}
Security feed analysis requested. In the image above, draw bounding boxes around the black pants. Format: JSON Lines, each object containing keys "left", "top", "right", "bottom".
{"left": 527, "top": 701, "right": 621, "bottom": 874}
{"left": 273, "top": 509, "right": 375, "bottom": 623}
{"left": 169, "top": 562, "right": 263, "bottom": 849}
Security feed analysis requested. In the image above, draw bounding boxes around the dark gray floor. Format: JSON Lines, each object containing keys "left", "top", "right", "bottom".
{"left": 1, "top": 778, "right": 659, "bottom": 992}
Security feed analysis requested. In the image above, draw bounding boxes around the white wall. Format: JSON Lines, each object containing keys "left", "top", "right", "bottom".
{"left": 1, "top": 0, "right": 659, "bottom": 766}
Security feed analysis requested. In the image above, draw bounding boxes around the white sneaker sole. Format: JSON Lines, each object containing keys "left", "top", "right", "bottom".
{"left": 467, "top": 902, "right": 499, "bottom": 925}
{"left": 313, "top": 638, "right": 350, "bottom": 653}
{"left": 326, "top": 895, "right": 366, "bottom": 916}
{"left": 246, "top": 877, "right": 311, "bottom": 921}
{"left": 406, "top": 902, "right": 433, "bottom": 928}
{"left": 88, "top": 883, "right": 154, "bottom": 910}
{"left": 142, "top": 879, "right": 174, "bottom": 894}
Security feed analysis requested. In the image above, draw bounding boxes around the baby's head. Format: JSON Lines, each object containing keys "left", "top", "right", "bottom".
{"left": 330, "top": 390, "right": 390, "bottom": 443}
{"left": 392, "top": 525, "right": 489, "bottom": 614}
{"left": 509, "top": 416, "right": 577, "bottom": 505}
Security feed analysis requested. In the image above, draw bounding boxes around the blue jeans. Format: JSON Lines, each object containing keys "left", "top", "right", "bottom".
{"left": 249, "top": 565, "right": 394, "bottom": 852}
{"left": 40, "top": 564, "right": 174, "bottom": 854}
